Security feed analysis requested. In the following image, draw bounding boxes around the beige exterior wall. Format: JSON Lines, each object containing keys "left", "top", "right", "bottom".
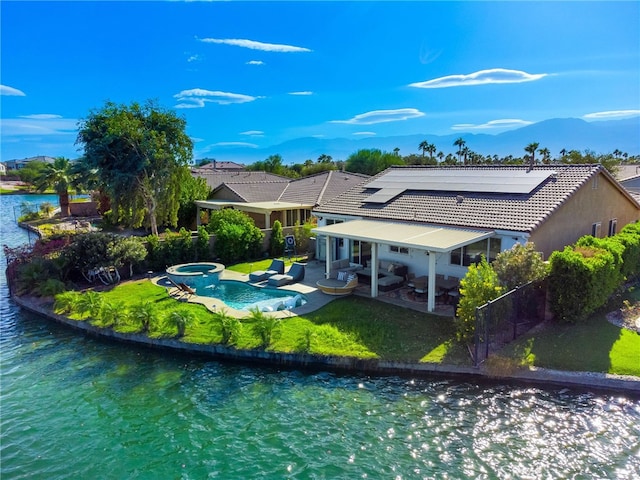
{"left": 530, "top": 173, "right": 640, "bottom": 258}
{"left": 210, "top": 186, "right": 243, "bottom": 202}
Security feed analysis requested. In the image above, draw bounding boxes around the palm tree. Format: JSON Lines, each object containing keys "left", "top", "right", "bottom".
{"left": 453, "top": 138, "right": 466, "bottom": 164}
{"left": 560, "top": 148, "right": 567, "bottom": 158}
{"left": 418, "top": 141, "right": 429, "bottom": 159}
{"left": 426, "top": 143, "right": 436, "bottom": 163}
{"left": 538, "top": 147, "right": 551, "bottom": 164}
{"left": 167, "top": 310, "right": 194, "bottom": 338}
{"left": 35, "top": 157, "right": 75, "bottom": 217}
{"left": 437, "top": 151, "right": 444, "bottom": 163}
{"left": 393, "top": 147, "right": 400, "bottom": 157}
{"left": 524, "top": 142, "right": 540, "bottom": 167}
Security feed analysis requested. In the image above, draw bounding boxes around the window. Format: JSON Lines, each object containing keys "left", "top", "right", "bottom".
{"left": 450, "top": 238, "right": 502, "bottom": 266}
{"left": 608, "top": 219, "right": 617, "bottom": 236}
{"left": 592, "top": 222, "right": 602, "bottom": 237}
{"left": 389, "top": 245, "right": 409, "bottom": 255}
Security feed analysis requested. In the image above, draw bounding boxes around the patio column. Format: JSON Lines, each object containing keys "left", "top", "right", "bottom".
{"left": 325, "top": 235, "right": 331, "bottom": 278}
{"left": 196, "top": 205, "right": 201, "bottom": 227}
{"left": 427, "top": 250, "right": 437, "bottom": 312}
{"left": 264, "top": 212, "right": 271, "bottom": 229}
{"left": 370, "top": 243, "right": 379, "bottom": 298}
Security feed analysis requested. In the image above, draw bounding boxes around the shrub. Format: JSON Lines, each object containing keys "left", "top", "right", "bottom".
{"left": 107, "top": 236, "right": 147, "bottom": 278}
{"left": 207, "top": 209, "right": 264, "bottom": 263}
{"left": 130, "top": 301, "right": 155, "bottom": 333}
{"left": 195, "top": 225, "right": 211, "bottom": 261}
{"left": 77, "top": 291, "right": 104, "bottom": 320}
{"left": 54, "top": 291, "right": 82, "bottom": 315}
{"left": 548, "top": 245, "right": 618, "bottom": 323}
{"left": 492, "top": 242, "right": 549, "bottom": 290}
{"left": 248, "top": 308, "right": 280, "bottom": 347}
{"left": 269, "top": 220, "right": 285, "bottom": 257}
{"left": 97, "top": 300, "right": 128, "bottom": 328}
{"left": 166, "top": 310, "right": 195, "bottom": 338}
{"left": 37, "top": 278, "right": 66, "bottom": 297}
{"left": 455, "top": 256, "right": 505, "bottom": 342}
{"left": 217, "top": 309, "right": 242, "bottom": 345}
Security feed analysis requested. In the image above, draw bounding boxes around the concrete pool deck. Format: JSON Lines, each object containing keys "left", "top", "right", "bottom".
{"left": 155, "top": 260, "right": 457, "bottom": 319}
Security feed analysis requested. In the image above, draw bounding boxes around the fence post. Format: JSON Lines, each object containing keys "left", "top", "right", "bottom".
{"left": 474, "top": 306, "right": 481, "bottom": 367}
{"left": 484, "top": 300, "right": 491, "bottom": 362}
{"left": 513, "top": 285, "right": 520, "bottom": 340}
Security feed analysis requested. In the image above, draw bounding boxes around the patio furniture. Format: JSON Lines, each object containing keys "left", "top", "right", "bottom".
{"left": 267, "top": 262, "right": 306, "bottom": 287}
{"left": 316, "top": 273, "right": 358, "bottom": 296}
{"left": 249, "top": 259, "right": 285, "bottom": 282}
{"left": 166, "top": 277, "right": 196, "bottom": 300}
{"left": 357, "top": 259, "right": 407, "bottom": 290}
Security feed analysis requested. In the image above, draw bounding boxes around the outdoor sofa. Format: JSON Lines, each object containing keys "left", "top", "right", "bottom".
{"left": 316, "top": 271, "right": 358, "bottom": 296}
{"left": 357, "top": 259, "right": 407, "bottom": 291}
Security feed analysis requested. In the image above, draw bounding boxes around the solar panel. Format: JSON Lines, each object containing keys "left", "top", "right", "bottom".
{"left": 364, "top": 169, "right": 555, "bottom": 203}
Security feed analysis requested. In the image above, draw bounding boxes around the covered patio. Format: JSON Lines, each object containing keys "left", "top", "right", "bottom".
{"left": 195, "top": 200, "right": 313, "bottom": 229}
{"left": 312, "top": 219, "right": 493, "bottom": 312}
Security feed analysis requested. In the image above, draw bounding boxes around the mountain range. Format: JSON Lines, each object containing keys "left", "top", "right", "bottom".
{"left": 202, "top": 117, "right": 640, "bottom": 164}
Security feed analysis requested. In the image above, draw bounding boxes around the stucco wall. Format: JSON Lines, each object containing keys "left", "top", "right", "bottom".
{"left": 531, "top": 172, "right": 640, "bottom": 258}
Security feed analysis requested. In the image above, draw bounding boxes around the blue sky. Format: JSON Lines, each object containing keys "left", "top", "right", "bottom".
{"left": 2, "top": 1, "right": 639, "bottom": 162}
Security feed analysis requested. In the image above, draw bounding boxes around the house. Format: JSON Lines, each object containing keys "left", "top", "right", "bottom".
{"left": 193, "top": 170, "right": 288, "bottom": 193}
{"left": 4, "top": 155, "right": 56, "bottom": 171}
{"left": 0, "top": 163, "right": 6, "bottom": 176}
{"left": 312, "top": 165, "right": 640, "bottom": 311}
{"left": 191, "top": 160, "right": 246, "bottom": 174}
{"left": 195, "top": 170, "right": 369, "bottom": 229}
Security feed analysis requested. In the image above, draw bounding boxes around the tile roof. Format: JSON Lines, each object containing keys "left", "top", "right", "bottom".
{"left": 314, "top": 164, "right": 636, "bottom": 233}
{"left": 193, "top": 171, "right": 289, "bottom": 191}
{"left": 202, "top": 170, "right": 370, "bottom": 205}
{"left": 278, "top": 170, "right": 370, "bottom": 205}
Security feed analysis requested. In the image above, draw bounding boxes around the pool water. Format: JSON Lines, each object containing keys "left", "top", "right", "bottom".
{"left": 198, "top": 280, "right": 306, "bottom": 311}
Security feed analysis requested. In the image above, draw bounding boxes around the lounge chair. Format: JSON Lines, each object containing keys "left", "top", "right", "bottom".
{"left": 249, "top": 259, "right": 285, "bottom": 282}
{"left": 165, "top": 277, "right": 196, "bottom": 299}
{"left": 316, "top": 273, "right": 358, "bottom": 296}
{"left": 267, "top": 262, "right": 306, "bottom": 287}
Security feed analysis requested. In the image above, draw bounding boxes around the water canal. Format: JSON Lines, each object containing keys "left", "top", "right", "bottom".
{"left": 1, "top": 194, "right": 639, "bottom": 479}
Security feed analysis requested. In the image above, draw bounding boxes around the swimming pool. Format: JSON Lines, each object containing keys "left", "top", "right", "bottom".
{"left": 196, "top": 280, "right": 306, "bottom": 312}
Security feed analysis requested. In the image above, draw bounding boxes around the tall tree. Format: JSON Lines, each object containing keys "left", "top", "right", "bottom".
{"left": 426, "top": 143, "right": 436, "bottom": 163}
{"left": 453, "top": 138, "right": 466, "bottom": 164}
{"left": 418, "top": 140, "right": 429, "bottom": 158}
{"left": 35, "top": 157, "right": 75, "bottom": 217}
{"left": 525, "top": 142, "right": 540, "bottom": 167}
{"left": 76, "top": 100, "right": 193, "bottom": 235}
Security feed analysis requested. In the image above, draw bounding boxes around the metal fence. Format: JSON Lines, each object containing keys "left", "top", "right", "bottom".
{"left": 473, "top": 280, "right": 547, "bottom": 366}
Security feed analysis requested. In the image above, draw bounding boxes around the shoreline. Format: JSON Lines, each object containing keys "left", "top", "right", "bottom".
{"left": 12, "top": 294, "right": 640, "bottom": 397}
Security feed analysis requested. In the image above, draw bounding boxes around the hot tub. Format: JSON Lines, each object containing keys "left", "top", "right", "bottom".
{"left": 166, "top": 262, "right": 225, "bottom": 289}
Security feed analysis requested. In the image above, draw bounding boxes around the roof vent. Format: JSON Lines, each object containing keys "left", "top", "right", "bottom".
{"left": 456, "top": 195, "right": 464, "bottom": 204}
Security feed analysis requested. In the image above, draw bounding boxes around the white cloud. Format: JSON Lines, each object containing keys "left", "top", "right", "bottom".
{"left": 331, "top": 108, "right": 425, "bottom": 125}
{"left": 583, "top": 110, "right": 640, "bottom": 120}
{"left": 240, "top": 130, "right": 264, "bottom": 136}
{"left": 1, "top": 115, "right": 77, "bottom": 136}
{"left": 353, "top": 131, "right": 376, "bottom": 136}
{"left": 186, "top": 54, "right": 201, "bottom": 63}
{"left": 1, "top": 85, "right": 26, "bottom": 96}
{"left": 409, "top": 68, "right": 547, "bottom": 89}
{"left": 246, "top": 60, "right": 265, "bottom": 66}
{"left": 211, "top": 141, "right": 258, "bottom": 148}
{"left": 288, "top": 91, "right": 313, "bottom": 96}
{"left": 174, "top": 88, "right": 260, "bottom": 108}
{"left": 451, "top": 118, "right": 534, "bottom": 130}
{"left": 199, "top": 37, "right": 311, "bottom": 53}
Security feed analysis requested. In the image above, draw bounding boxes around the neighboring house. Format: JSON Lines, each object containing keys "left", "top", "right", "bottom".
{"left": 195, "top": 170, "right": 370, "bottom": 229}
{"left": 0, "top": 163, "right": 6, "bottom": 176}
{"left": 620, "top": 174, "right": 640, "bottom": 196}
{"left": 191, "top": 160, "right": 245, "bottom": 174}
{"left": 193, "top": 170, "right": 288, "bottom": 192}
{"left": 4, "top": 155, "right": 56, "bottom": 170}
{"left": 312, "top": 165, "right": 640, "bottom": 311}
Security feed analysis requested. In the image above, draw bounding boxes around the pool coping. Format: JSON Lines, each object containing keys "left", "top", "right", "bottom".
{"left": 11, "top": 293, "right": 640, "bottom": 397}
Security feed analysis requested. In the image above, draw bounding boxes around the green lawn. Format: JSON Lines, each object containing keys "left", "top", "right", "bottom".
{"left": 57, "top": 274, "right": 640, "bottom": 377}
{"left": 498, "top": 290, "right": 640, "bottom": 376}
{"left": 64, "top": 279, "right": 469, "bottom": 365}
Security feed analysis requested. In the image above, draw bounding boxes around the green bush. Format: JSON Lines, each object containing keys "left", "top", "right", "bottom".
{"left": 195, "top": 225, "right": 211, "bottom": 261}
{"left": 548, "top": 245, "right": 618, "bottom": 323}
{"left": 269, "top": 220, "right": 285, "bottom": 257}
{"left": 248, "top": 308, "right": 280, "bottom": 347}
{"left": 492, "top": 242, "right": 549, "bottom": 290}
{"left": 455, "top": 256, "right": 505, "bottom": 342}
{"left": 206, "top": 209, "right": 264, "bottom": 263}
